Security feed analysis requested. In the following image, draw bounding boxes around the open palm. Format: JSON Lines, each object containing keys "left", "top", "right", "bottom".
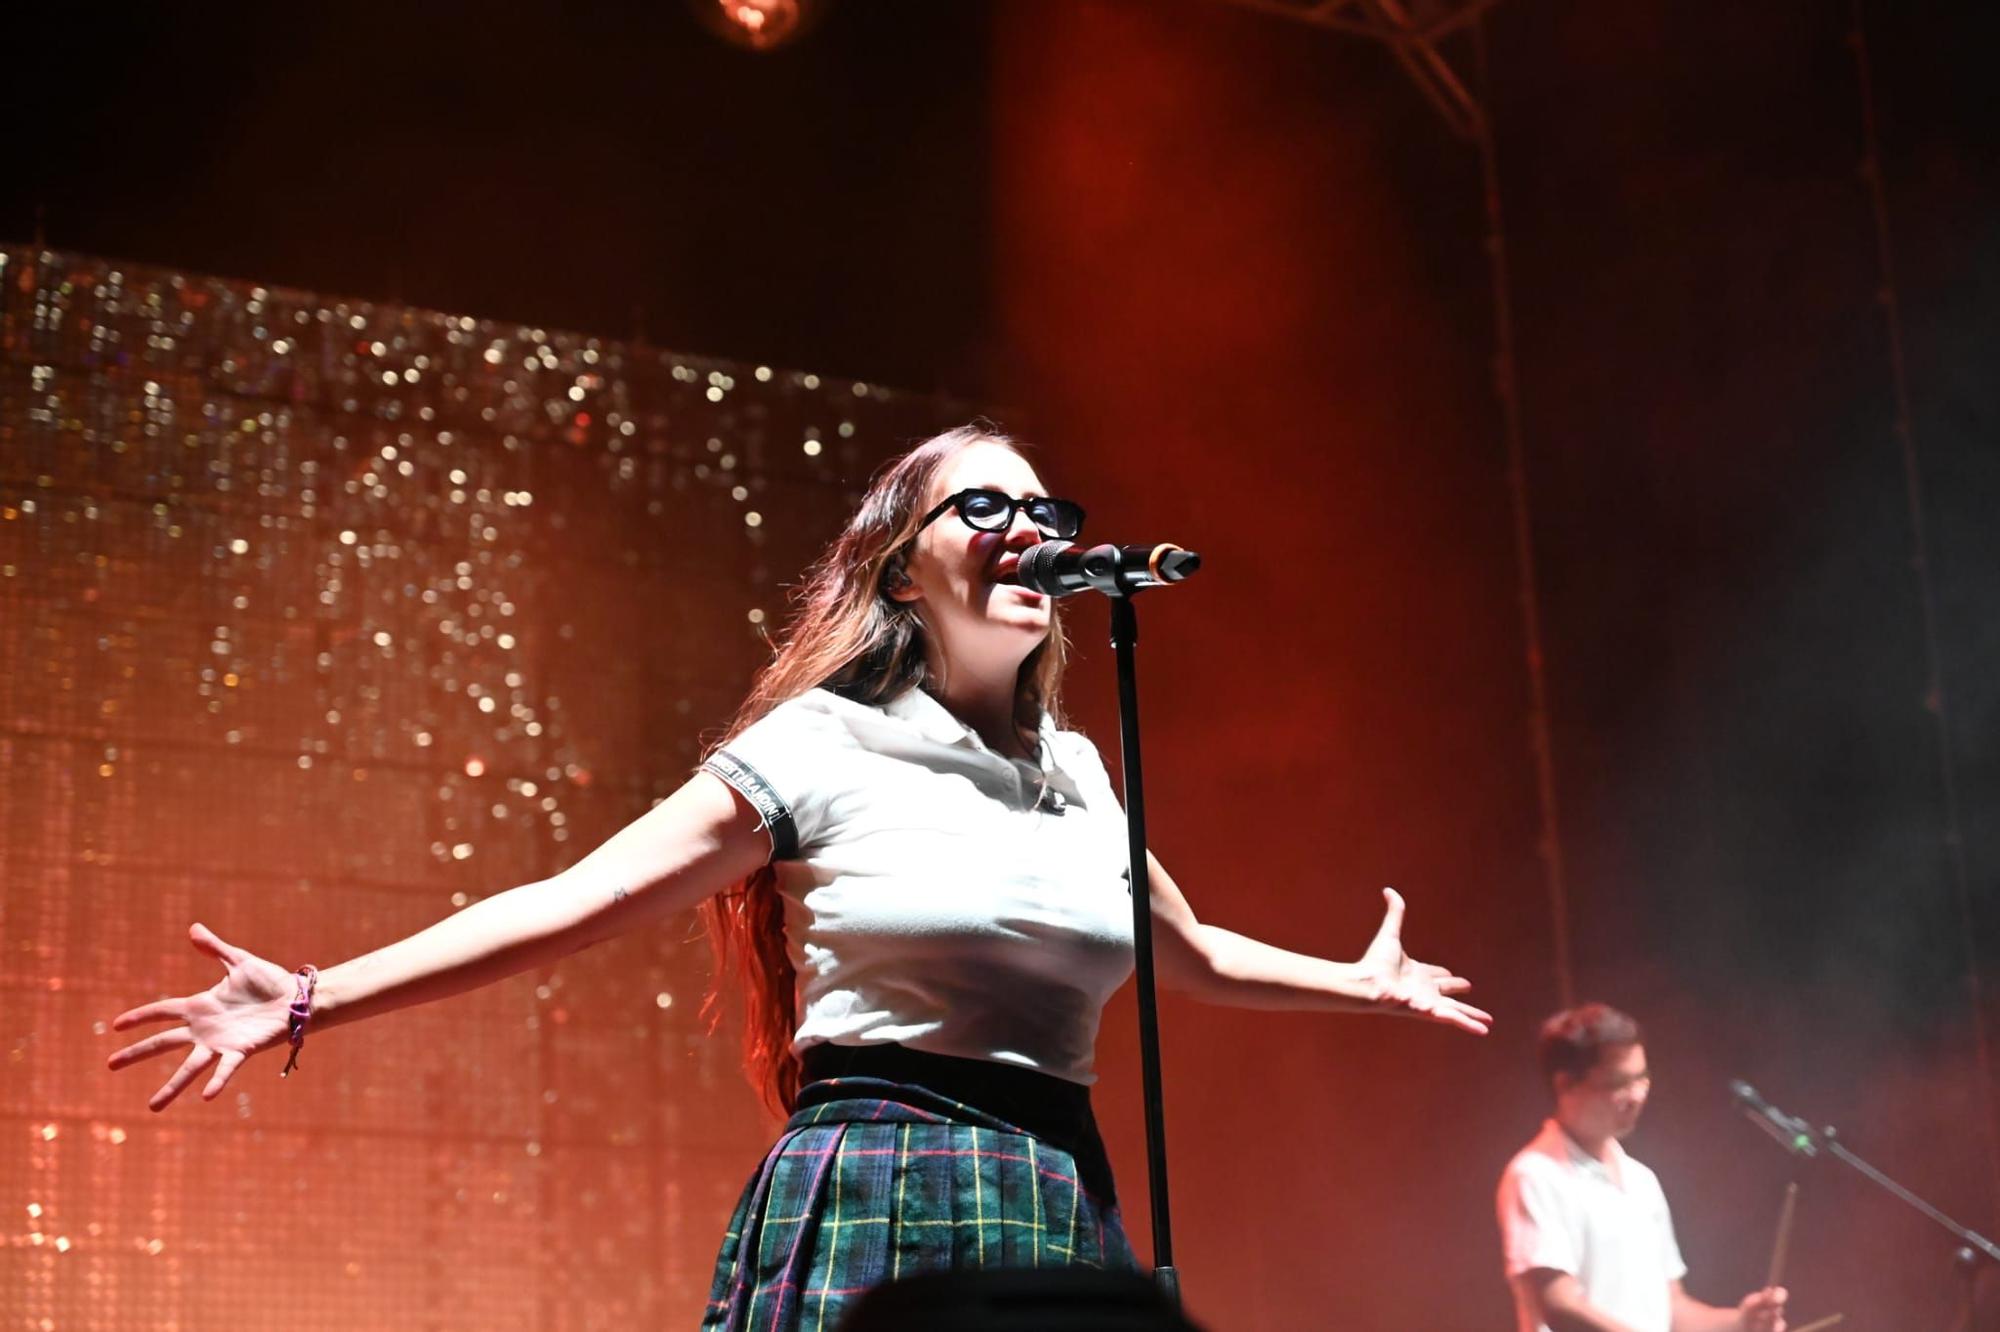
{"left": 106, "top": 923, "right": 295, "bottom": 1111}
{"left": 1358, "top": 888, "right": 1492, "bottom": 1035}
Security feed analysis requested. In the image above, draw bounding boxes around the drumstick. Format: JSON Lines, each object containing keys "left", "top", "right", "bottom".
{"left": 1766, "top": 1180, "right": 1799, "bottom": 1289}
{"left": 1790, "top": 1314, "right": 1843, "bottom": 1332}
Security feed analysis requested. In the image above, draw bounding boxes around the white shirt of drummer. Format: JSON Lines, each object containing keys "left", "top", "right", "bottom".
{"left": 1497, "top": 1118, "right": 1689, "bottom": 1332}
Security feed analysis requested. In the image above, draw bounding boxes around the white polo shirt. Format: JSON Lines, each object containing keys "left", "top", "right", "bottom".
{"left": 701, "top": 686, "right": 1137, "bottom": 1085}
{"left": 1497, "top": 1119, "right": 1688, "bottom": 1332}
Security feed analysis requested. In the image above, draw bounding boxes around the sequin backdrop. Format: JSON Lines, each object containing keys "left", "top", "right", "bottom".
{"left": 0, "top": 245, "right": 964, "bottom": 1329}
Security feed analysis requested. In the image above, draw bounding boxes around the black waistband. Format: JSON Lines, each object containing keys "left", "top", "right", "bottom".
{"left": 798, "top": 1042, "right": 1118, "bottom": 1204}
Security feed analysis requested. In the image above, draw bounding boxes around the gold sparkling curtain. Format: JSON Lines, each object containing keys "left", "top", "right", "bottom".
{"left": 0, "top": 246, "right": 964, "bottom": 1329}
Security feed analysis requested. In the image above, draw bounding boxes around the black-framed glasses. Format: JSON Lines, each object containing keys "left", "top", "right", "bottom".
{"left": 917, "top": 488, "right": 1086, "bottom": 540}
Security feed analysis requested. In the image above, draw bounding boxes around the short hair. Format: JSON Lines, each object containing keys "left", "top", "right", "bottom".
{"left": 1537, "top": 1002, "right": 1643, "bottom": 1091}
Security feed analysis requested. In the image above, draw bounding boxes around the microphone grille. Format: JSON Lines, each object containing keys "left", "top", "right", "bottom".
{"left": 1017, "top": 540, "right": 1072, "bottom": 593}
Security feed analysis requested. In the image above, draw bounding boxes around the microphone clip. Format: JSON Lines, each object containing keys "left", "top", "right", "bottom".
{"left": 1730, "top": 1080, "right": 1823, "bottom": 1159}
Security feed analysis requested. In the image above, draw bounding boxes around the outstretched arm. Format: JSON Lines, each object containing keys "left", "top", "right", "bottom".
{"left": 107, "top": 771, "right": 770, "bottom": 1111}
{"left": 1144, "top": 852, "right": 1491, "bottom": 1034}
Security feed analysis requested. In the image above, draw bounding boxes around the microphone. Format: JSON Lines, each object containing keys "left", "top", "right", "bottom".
{"left": 1015, "top": 541, "right": 1203, "bottom": 598}
{"left": 1729, "top": 1080, "right": 1821, "bottom": 1158}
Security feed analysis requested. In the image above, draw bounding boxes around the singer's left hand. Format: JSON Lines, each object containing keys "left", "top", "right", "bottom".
{"left": 1357, "top": 888, "right": 1492, "bottom": 1034}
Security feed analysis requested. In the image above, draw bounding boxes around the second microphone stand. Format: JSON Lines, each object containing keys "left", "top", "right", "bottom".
{"left": 1738, "top": 1088, "right": 2000, "bottom": 1330}
{"left": 1809, "top": 1127, "right": 2000, "bottom": 1331}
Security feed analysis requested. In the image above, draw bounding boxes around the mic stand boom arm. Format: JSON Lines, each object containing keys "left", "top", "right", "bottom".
{"left": 1738, "top": 1087, "right": 2000, "bottom": 1329}
{"left": 1813, "top": 1129, "right": 2000, "bottom": 1268}
{"left": 1812, "top": 1127, "right": 2000, "bottom": 1329}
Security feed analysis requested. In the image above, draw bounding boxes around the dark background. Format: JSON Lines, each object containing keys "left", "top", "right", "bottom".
{"left": 5, "top": 1, "right": 1996, "bottom": 1326}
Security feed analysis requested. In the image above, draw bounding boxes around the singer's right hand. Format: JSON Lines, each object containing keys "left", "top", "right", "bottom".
{"left": 1356, "top": 888, "right": 1494, "bottom": 1035}
{"left": 106, "top": 923, "right": 294, "bottom": 1112}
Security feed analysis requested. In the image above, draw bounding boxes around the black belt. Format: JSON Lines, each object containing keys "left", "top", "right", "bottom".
{"left": 798, "top": 1042, "right": 1120, "bottom": 1205}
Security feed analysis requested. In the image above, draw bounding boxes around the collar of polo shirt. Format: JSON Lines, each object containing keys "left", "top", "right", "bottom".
{"left": 1550, "top": 1118, "right": 1628, "bottom": 1183}
{"left": 884, "top": 687, "right": 1061, "bottom": 764}
{"left": 880, "top": 687, "right": 972, "bottom": 747}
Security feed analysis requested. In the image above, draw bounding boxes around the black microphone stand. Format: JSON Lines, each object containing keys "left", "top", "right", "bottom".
{"left": 1105, "top": 587, "right": 1180, "bottom": 1306}
{"left": 1812, "top": 1127, "right": 2000, "bottom": 1332}
{"left": 1737, "top": 1090, "right": 2000, "bottom": 1329}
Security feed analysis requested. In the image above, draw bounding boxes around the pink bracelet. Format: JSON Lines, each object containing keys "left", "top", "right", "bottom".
{"left": 280, "top": 965, "right": 319, "bottom": 1078}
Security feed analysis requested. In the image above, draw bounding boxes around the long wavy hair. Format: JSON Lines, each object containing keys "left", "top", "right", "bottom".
{"left": 698, "top": 424, "right": 1071, "bottom": 1115}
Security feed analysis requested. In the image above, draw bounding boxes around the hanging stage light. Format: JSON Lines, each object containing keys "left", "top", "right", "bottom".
{"left": 689, "top": 0, "right": 824, "bottom": 52}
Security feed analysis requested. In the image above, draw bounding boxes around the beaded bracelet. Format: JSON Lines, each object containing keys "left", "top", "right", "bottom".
{"left": 280, "top": 964, "right": 319, "bottom": 1077}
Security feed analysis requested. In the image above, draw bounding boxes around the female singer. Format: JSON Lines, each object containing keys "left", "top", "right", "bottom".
{"left": 108, "top": 424, "right": 1491, "bottom": 1330}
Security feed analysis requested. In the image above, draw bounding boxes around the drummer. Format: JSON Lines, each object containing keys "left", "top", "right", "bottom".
{"left": 1496, "top": 1003, "right": 1788, "bottom": 1332}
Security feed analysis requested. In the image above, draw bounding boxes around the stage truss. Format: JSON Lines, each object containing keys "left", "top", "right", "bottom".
{"left": 1211, "top": 0, "right": 1503, "bottom": 138}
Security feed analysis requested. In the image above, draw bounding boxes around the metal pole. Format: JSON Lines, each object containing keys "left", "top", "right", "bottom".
{"left": 1109, "top": 593, "right": 1180, "bottom": 1303}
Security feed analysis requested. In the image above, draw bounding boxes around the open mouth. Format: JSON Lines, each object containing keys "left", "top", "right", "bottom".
{"left": 993, "top": 555, "right": 1022, "bottom": 586}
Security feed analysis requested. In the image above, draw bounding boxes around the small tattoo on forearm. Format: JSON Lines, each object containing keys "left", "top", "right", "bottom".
{"left": 612, "top": 886, "right": 628, "bottom": 904}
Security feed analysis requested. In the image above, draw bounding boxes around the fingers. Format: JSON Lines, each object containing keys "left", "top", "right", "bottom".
{"left": 1407, "top": 960, "right": 1472, "bottom": 994}
{"left": 107, "top": 1027, "right": 193, "bottom": 1071}
{"left": 188, "top": 922, "right": 244, "bottom": 968}
{"left": 202, "top": 1050, "right": 247, "bottom": 1100}
{"left": 1432, "top": 999, "right": 1494, "bottom": 1035}
{"left": 150, "top": 1046, "right": 216, "bottom": 1113}
{"left": 111, "top": 997, "right": 185, "bottom": 1031}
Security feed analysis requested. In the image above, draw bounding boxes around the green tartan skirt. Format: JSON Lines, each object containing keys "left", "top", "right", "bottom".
{"left": 702, "top": 1071, "right": 1137, "bottom": 1332}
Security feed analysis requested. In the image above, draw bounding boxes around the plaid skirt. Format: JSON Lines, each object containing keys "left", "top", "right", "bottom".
{"left": 701, "top": 1071, "right": 1137, "bottom": 1332}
